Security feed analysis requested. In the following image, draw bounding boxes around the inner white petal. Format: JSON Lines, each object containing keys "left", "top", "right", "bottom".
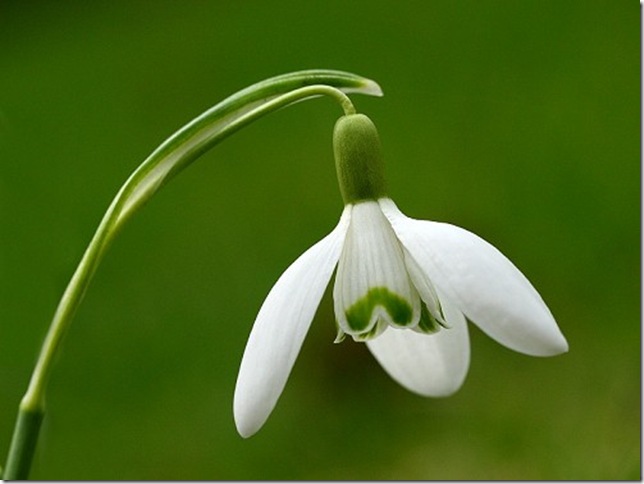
{"left": 333, "top": 200, "right": 420, "bottom": 338}
{"left": 402, "top": 247, "right": 445, "bottom": 325}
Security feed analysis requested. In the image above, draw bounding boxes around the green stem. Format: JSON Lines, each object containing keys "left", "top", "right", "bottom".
{"left": 3, "top": 70, "right": 382, "bottom": 480}
{"left": 3, "top": 405, "right": 43, "bottom": 480}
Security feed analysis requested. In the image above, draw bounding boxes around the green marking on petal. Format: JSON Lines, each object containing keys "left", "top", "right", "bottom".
{"left": 417, "top": 302, "right": 441, "bottom": 334}
{"left": 345, "top": 286, "right": 413, "bottom": 332}
{"left": 354, "top": 320, "right": 387, "bottom": 341}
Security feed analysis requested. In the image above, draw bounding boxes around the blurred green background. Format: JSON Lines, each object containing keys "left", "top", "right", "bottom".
{"left": 0, "top": 0, "right": 639, "bottom": 480}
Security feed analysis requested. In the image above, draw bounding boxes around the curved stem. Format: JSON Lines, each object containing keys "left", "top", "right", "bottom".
{"left": 3, "top": 70, "right": 382, "bottom": 480}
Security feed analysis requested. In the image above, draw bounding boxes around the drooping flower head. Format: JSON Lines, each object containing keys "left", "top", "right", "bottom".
{"left": 234, "top": 113, "right": 568, "bottom": 438}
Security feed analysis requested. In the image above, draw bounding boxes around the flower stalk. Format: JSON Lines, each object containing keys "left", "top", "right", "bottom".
{"left": 2, "top": 70, "right": 382, "bottom": 480}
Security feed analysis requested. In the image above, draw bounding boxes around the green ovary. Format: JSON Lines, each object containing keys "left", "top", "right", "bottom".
{"left": 345, "top": 287, "right": 413, "bottom": 332}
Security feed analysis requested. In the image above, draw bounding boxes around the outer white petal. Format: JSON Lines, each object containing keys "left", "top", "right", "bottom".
{"left": 366, "top": 292, "right": 469, "bottom": 396}
{"left": 379, "top": 198, "right": 568, "bottom": 357}
{"left": 333, "top": 201, "right": 419, "bottom": 336}
{"left": 233, "top": 207, "right": 351, "bottom": 438}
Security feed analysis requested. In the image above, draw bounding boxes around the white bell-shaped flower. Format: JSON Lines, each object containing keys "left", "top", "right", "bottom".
{"left": 233, "top": 114, "right": 568, "bottom": 438}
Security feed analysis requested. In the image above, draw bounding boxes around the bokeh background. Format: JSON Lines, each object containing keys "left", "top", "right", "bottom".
{"left": 0, "top": 1, "right": 639, "bottom": 480}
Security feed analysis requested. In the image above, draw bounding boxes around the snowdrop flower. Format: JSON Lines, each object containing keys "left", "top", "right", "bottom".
{"left": 234, "top": 113, "right": 568, "bottom": 438}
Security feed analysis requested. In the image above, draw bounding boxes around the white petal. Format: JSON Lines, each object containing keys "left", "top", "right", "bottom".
{"left": 402, "top": 246, "right": 444, "bottom": 324}
{"left": 333, "top": 201, "right": 419, "bottom": 337}
{"left": 366, "top": 292, "right": 470, "bottom": 396}
{"left": 233, "top": 207, "right": 351, "bottom": 438}
{"left": 379, "top": 198, "right": 568, "bottom": 357}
